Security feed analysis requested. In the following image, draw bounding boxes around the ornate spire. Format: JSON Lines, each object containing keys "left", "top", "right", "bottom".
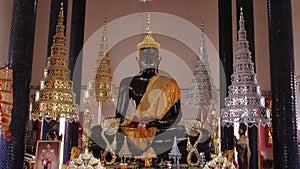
{"left": 199, "top": 22, "right": 205, "bottom": 55}
{"left": 185, "top": 24, "right": 217, "bottom": 110}
{"left": 221, "top": 7, "right": 270, "bottom": 127}
{"left": 168, "top": 136, "right": 181, "bottom": 166}
{"left": 168, "top": 136, "right": 181, "bottom": 157}
{"left": 30, "top": 3, "right": 79, "bottom": 121}
{"left": 56, "top": 2, "right": 65, "bottom": 34}
{"left": 101, "top": 17, "right": 108, "bottom": 54}
{"left": 119, "top": 136, "right": 132, "bottom": 158}
{"left": 136, "top": 14, "right": 161, "bottom": 53}
{"left": 238, "top": 7, "right": 247, "bottom": 42}
{"left": 86, "top": 18, "right": 113, "bottom": 103}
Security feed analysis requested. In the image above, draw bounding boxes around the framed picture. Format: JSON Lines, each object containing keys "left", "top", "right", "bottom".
{"left": 34, "top": 140, "right": 61, "bottom": 169}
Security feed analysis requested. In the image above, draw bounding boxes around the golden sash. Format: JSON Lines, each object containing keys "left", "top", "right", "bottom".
{"left": 122, "top": 75, "right": 181, "bottom": 151}
{"left": 134, "top": 75, "right": 181, "bottom": 121}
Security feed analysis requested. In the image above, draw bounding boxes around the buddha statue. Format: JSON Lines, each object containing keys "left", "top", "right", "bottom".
{"left": 234, "top": 124, "right": 250, "bottom": 169}
{"left": 115, "top": 14, "right": 182, "bottom": 160}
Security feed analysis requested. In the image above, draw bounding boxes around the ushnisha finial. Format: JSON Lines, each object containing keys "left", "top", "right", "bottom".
{"left": 136, "top": 13, "right": 161, "bottom": 52}
{"left": 146, "top": 13, "right": 152, "bottom": 35}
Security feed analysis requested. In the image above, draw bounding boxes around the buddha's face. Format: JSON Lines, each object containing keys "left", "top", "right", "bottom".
{"left": 137, "top": 47, "right": 160, "bottom": 70}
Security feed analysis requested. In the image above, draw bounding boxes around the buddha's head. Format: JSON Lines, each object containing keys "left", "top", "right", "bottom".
{"left": 136, "top": 14, "right": 161, "bottom": 70}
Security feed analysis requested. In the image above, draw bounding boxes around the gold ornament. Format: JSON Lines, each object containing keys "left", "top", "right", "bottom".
{"left": 82, "top": 107, "right": 94, "bottom": 148}
{"left": 0, "top": 67, "right": 13, "bottom": 140}
{"left": 136, "top": 14, "right": 161, "bottom": 58}
{"left": 88, "top": 18, "right": 113, "bottom": 103}
{"left": 30, "top": 2, "right": 79, "bottom": 121}
{"left": 208, "top": 107, "right": 221, "bottom": 155}
{"left": 184, "top": 119, "right": 202, "bottom": 166}
{"left": 101, "top": 117, "right": 120, "bottom": 165}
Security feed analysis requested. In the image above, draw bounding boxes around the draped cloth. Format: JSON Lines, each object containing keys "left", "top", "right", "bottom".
{"left": 122, "top": 75, "right": 181, "bottom": 151}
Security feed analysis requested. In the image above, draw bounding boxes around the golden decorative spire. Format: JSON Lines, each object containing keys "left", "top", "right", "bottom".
{"left": 54, "top": 2, "right": 65, "bottom": 46}
{"left": 30, "top": 2, "right": 79, "bottom": 122}
{"left": 87, "top": 17, "right": 113, "bottom": 102}
{"left": 136, "top": 13, "right": 161, "bottom": 52}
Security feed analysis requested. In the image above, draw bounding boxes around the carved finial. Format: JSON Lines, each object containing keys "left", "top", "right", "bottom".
{"left": 238, "top": 6, "right": 246, "bottom": 41}
{"left": 56, "top": 2, "right": 65, "bottom": 37}
{"left": 102, "top": 17, "right": 107, "bottom": 42}
{"left": 104, "top": 17, "right": 107, "bottom": 25}
{"left": 146, "top": 13, "right": 152, "bottom": 34}
{"left": 199, "top": 22, "right": 206, "bottom": 56}
{"left": 58, "top": 2, "right": 64, "bottom": 26}
{"left": 239, "top": 6, "right": 245, "bottom": 30}
{"left": 240, "top": 7, "right": 243, "bottom": 16}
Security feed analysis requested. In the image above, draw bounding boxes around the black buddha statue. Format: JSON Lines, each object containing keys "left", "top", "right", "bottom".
{"left": 115, "top": 15, "right": 183, "bottom": 159}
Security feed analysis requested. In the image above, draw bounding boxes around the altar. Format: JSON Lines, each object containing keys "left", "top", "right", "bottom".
{"left": 20, "top": 3, "right": 271, "bottom": 169}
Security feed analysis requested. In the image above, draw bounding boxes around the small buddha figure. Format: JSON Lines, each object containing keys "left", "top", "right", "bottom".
{"left": 234, "top": 124, "right": 250, "bottom": 169}
{"left": 116, "top": 14, "right": 182, "bottom": 159}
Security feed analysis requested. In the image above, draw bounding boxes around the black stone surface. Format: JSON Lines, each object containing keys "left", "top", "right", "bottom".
{"left": 218, "top": 0, "right": 234, "bottom": 151}
{"left": 268, "top": 0, "right": 300, "bottom": 168}
{"left": 6, "top": 0, "right": 38, "bottom": 168}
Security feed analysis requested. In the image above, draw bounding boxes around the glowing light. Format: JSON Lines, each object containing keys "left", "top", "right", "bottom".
{"left": 139, "top": 0, "right": 151, "bottom": 3}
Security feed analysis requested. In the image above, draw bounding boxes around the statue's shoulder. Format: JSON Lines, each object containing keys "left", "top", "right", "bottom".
{"left": 156, "top": 75, "right": 179, "bottom": 87}
{"left": 119, "top": 76, "right": 134, "bottom": 86}
{"left": 156, "top": 74, "right": 173, "bottom": 80}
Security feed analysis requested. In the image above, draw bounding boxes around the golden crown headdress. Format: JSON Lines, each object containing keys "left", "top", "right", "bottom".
{"left": 136, "top": 14, "right": 161, "bottom": 52}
